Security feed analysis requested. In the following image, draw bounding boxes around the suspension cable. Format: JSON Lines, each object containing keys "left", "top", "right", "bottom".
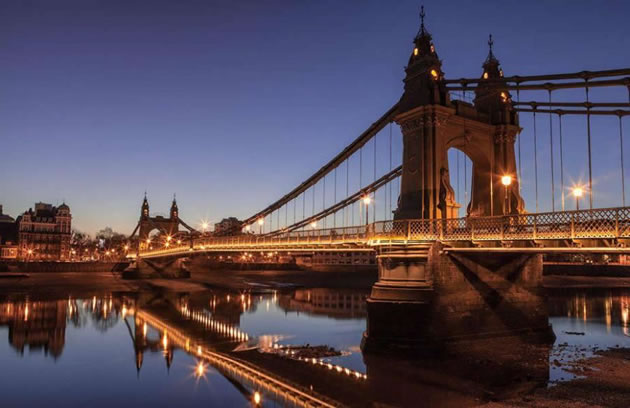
{"left": 389, "top": 123, "right": 393, "bottom": 218}
{"left": 346, "top": 158, "right": 349, "bottom": 227}
{"left": 322, "top": 175, "right": 326, "bottom": 229}
{"left": 302, "top": 191, "right": 305, "bottom": 229}
{"left": 559, "top": 113, "right": 565, "bottom": 211}
{"left": 585, "top": 80, "right": 593, "bottom": 208}
{"left": 373, "top": 133, "right": 377, "bottom": 222}
{"left": 457, "top": 149, "right": 460, "bottom": 216}
{"left": 548, "top": 89, "right": 555, "bottom": 212}
{"left": 620, "top": 113, "right": 626, "bottom": 207}
{"left": 533, "top": 109, "right": 539, "bottom": 213}
{"left": 517, "top": 85, "right": 522, "bottom": 194}
{"left": 333, "top": 167, "right": 337, "bottom": 227}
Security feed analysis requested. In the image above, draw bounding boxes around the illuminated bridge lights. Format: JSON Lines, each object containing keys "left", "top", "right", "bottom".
{"left": 135, "top": 206, "right": 630, "bottom": 259}
{"left": 269, "top": 343, "right": 367, "bottom": 381}
{"left": 137, "top": 309, "right": 338, "bottom": 408}
{"left": 179, "top": 304, "right": 250, "bottom": 342}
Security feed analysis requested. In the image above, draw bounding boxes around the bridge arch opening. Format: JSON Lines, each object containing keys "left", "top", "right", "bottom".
{"left": 446, "top": 148, "right": 472, "bottom": 218}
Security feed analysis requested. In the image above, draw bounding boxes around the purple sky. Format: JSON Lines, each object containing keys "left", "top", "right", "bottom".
{"left": 1, "top": 0, "right": 629, "bottom": 235}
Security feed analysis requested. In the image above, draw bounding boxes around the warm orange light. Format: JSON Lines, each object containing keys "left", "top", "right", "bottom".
{"left": 195, "top": 361, "right": 206, "bottom": 378}
{"left": 166, "top": 235, "right": 172, "bottom": 242}
{"left": 362, "top": 195, "right": 371, "bottom": 205}
{"left": 245, "top": 225, "right": 251, "bottom": 231}
{"left": 124, "top": 245, "right": 129, "bottom": 251}
{"left": 413, "top": 47, "right": 418, "bottom": 56}
{"left": 257, "top": 218, "right": 264, "bottom": 226}
{"left": 430, "top": 69, "right": 438, "bottom": 79}
{"left": 146, "top": 238, "right": 151, "bottom": 244}
{"left": 501, "top": 175, "right": 512, "bottom": 187}
{"left": 310, "top": 221, "right": 317, "bottom": 229}
{"left": 483, "top": 72, "right": 489, "bottom": 79}
{"left": 253, "top": 391, "right": 261, "bottom": 405}
{"left": 573, "top": 187, "right": 584, "bottom": 198}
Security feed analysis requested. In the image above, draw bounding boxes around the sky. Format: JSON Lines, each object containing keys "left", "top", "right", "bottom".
{"left": 1, "top": 0, "right": 629, "bottom": 235}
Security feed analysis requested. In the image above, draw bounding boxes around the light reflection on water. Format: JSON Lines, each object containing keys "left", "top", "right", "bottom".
{"left": 0, "top": 288, "right": 629, "bottom": 406}
{"left": 547, "top": 289, "right": 630, "bottom": 383}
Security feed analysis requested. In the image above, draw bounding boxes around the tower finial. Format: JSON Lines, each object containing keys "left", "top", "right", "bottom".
{"left": 420, "top": 6, "right": 426, "bottom": 34}
{"left": 173, "top": 193, "right": 176, "bottom": 202}
{"left": 488, "top": 34, "right": 494, "bottom": 53}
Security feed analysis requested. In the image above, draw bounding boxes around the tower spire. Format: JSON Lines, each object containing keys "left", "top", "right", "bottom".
{"left": 419, "top": 5, "right": 426, "bottom": 36}
{"left": 486, "top": 34, "right": 497, "bottom": 64}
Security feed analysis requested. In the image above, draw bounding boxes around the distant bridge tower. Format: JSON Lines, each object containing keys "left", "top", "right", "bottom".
{"left": 394, "top": 13, "right": 524, "bottom": 220}
{"left": 128, "top": 194, "right": 197, "bottom": 252}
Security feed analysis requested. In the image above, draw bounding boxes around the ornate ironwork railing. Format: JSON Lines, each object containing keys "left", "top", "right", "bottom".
{"left": 137, "top": 207, "right": 630, "bottom": 257}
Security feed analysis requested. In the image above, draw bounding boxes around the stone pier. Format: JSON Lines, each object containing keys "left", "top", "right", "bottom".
{"left": 122, "top": 256, "right": 191, "bottom": 279}
{"left": 362, "top": 243, "right": 553, "bottom": 353}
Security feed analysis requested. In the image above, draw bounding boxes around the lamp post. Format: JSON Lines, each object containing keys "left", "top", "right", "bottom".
{"left": 258, "top": 218, "right": 264, "bottom": 234}
{"left": 362, "top": 195, "right": 371, "bottom": 225}
{"left": 501, "top": 175, "right": 513, "bottom": 215}
{"left": 573, "top": 187, "right": 584, "bottom": 210}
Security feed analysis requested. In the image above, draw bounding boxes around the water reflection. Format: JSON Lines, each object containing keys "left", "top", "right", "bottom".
{"left": 0, "top": 299, "right": 66, "bottom": 358}
{"left": 0, "top": 288, "right": 628, "bottom": 407}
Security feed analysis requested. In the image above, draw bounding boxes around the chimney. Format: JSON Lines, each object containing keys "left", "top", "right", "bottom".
{"left": 0, "top": 204, "right": 3, "bottom": 215}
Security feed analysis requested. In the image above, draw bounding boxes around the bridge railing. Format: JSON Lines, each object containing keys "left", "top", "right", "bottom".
{"left": 137, "top": 207, "right": 630, "bottom": 256}
{"left": 368, "top": 207, "right": 630, "bottom": 242}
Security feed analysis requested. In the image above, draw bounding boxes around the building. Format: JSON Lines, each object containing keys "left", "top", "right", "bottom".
{"left": 16, "top": 202, "right": 72, "bottom": 261}
{"left": 214, "top": 217, "right": 242, "bottom": 236}
{"left": 0, "top": 205, "right": 18, "bottom": 259}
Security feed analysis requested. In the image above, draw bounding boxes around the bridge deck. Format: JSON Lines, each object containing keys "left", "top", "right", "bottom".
{"left": 136, "top": 207, "right": 630, "bottom": 258}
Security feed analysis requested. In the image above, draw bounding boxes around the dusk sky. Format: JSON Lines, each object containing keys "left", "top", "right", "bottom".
{"left": 1, "top": 0, "right": 629, "bottom": 236}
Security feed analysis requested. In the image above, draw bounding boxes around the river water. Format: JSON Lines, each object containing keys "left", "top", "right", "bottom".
{"left": 0, "top": 287, "right": 629, "bottom": 407}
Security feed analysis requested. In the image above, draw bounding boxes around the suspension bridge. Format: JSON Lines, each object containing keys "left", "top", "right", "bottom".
{"left": 127, "top": 8, "right": 630, "bottom": 349}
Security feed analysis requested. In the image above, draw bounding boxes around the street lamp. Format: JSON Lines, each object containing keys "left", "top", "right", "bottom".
{"left": 201, "top": 221, "right": 209, "bottom": 234}
{"left": 258, "top": 218, "right": 264, "bottom": 234}
{"left": 362, "top": 195, "right": 371, "bottom": 225}
{"left": 310, "top": 221, "right": 317, "bottom": 229}
{"left": 572, "top": 186, "right": 584, "bottom": 210}
{"left": 501, "top": 175, "right": 513, "bottom": 215}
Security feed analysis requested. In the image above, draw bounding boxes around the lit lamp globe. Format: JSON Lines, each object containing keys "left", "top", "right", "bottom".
{"left": 572, "top": 186, "right": 584, "bottom": 210}
{"left": 501, "top": 175, "right": 512, "bottom": 187}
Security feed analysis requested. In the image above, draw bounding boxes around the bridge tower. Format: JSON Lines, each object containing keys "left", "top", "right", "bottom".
{"left": 394, "top": 18, "right": 523, "bottom": 220}
{"left": 363, "top": 9, "right": 549, "bottom": 353}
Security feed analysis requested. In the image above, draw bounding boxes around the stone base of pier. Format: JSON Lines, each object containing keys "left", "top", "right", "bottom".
{"left": 122, "top": 257, "right": 191, "bottom": 279}
{"left": 361, "top": 243, "right": 554, "bottom": 354}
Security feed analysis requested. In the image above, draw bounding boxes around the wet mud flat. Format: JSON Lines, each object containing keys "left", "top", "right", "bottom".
{"left": 188, "top": 266, "right": 378, "bottom": 291}
{"left": 482, "top": 347, "right": 630, "bottom": 408}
